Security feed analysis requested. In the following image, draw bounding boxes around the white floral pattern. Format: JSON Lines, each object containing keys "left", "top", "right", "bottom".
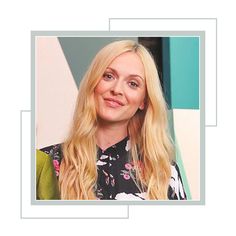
{"left": 41, "top": 137, "right": 187, "bottom": 200}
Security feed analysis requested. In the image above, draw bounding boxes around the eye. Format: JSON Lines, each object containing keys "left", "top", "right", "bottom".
{"left": 103, "top": 72, "right": 114, "bottom": 81}
{"left": 128, "top": 81, "right": 139, "bottom": 89}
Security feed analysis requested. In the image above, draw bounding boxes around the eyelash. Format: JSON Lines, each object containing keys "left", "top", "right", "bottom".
{"left": 103, "top": 72, "right": 140, "bottom": 89}
{"left": 128, "top": 81, "right": 139, "bottom": 89}
{"left": 103, "top": 73, "right": 114, "bottom": 80}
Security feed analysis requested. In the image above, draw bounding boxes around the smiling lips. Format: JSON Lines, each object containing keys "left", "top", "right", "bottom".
{"left": 103, "top": 98, "right": 125, "bottom": 108}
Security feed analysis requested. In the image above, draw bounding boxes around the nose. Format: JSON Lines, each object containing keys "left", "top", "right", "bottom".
{"left": 110, "top": 80, "right": 124, "bottom": 95}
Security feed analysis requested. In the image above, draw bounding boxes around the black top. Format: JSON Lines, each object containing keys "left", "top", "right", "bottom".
{"left": 40, "top": 136, "right": 187, "bottom": 200}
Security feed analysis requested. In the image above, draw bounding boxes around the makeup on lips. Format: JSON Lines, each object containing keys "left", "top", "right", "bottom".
{"left": 103, "top": 97, "right": 124, "bottom": 108}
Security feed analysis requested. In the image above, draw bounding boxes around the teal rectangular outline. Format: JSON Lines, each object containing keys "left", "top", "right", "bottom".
{"left": 31, "top": 30, "right": 205, "bottom": 206}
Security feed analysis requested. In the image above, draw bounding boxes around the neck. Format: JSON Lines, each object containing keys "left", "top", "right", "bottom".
{"left": 96, "top": 120, "right": 128, "bottom": 150}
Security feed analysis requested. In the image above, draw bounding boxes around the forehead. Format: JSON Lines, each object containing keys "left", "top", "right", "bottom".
{"left": 107, "top": 52, "right": 145, "bottom": 77}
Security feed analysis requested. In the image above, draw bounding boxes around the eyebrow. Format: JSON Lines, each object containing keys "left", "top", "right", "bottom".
{"left": 106, "top": 67, "right": 144, "bottom": 81}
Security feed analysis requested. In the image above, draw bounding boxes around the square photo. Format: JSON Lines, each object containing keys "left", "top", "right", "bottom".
{"left": 33, "top": 32, "right": 203, "bottom": 203}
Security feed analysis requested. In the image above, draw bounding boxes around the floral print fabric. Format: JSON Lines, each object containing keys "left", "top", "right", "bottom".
{"left": 40, "top": 137, "right": 187, "bottom": 200}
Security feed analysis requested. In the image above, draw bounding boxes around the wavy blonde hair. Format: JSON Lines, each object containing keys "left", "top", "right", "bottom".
{"left": 59, "top": 40, "right": 174, "bottom": 200}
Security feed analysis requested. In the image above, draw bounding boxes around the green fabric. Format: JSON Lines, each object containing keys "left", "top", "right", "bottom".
{"left": 36, "top": 149, "right": 60, "bottom": 200}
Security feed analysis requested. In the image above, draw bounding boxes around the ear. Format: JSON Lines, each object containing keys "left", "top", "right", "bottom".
{"left": 139, "top": 101, "right": 145, "bottom": 110}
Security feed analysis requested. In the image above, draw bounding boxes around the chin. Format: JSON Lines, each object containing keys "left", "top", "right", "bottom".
{"left": 99, "top": 116, "right": 122, "bottom": 123}
{"left": 97, "top": 113, "right": 126, "bottom": 124}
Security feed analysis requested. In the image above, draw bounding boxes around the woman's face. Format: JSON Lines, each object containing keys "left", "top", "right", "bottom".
{"left": 94, "top": 51, "right": 146, "bottom": 125}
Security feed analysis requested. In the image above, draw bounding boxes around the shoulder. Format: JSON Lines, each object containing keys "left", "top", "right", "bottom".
{"left": 40, "top": 143, "right": 63, "bottom": 177}
{"left": 168, "top": 162, "right": 187, "bottom": 200}
{"left": 40, "top": 143, "right": 63, "bottom": 161}
{"left": 170, "top": 162, "right": 182, "bottom": 180}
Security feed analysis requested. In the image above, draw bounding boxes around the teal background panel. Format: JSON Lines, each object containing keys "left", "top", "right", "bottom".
{"left": 162, "top": 37, "right": 199, "bottom": 109}
{"left": 162, "top": 38, "right": 172, "bottom": 109}
{"left": 58, "top": 37, "right": 137, "bottom": 88}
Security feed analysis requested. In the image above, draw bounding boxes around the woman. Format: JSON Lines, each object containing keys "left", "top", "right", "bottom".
{"left": 41, "top": 40, "right": 186, "bottom": 200}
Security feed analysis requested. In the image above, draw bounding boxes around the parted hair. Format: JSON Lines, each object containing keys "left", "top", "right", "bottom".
{"left": 59, "top": 40, "right": 174, "bottom": 200}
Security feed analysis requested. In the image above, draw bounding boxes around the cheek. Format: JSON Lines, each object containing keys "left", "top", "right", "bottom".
{"left": 94, "top": 82, "right": 102, "bottom": 95}
{"left": 94, "top": 80, "right": 109, "bottom": 95}
{"left": 94, "top": 81, "right": 107, "bottom": 110}
{"left": 126, "top": 90, "right": 146, "bottom": 107}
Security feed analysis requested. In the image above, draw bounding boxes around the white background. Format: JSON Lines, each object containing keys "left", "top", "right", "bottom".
{"left": 0, "top": 0, "right": 235, "bottom": 235}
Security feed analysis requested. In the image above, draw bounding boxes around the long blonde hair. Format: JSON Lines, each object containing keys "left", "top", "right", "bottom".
{"left": 59, "top": 40, "right": 174, "bottom": 200}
